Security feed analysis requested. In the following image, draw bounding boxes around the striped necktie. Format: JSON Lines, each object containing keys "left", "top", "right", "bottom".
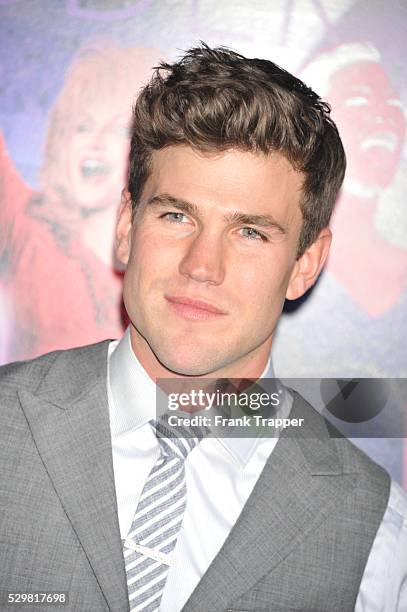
{"left": 123, "top": 416, "right": 206, "bottom": 611}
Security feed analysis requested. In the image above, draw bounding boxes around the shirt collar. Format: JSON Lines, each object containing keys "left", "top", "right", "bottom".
{"left": 108, "top": 327, "right": 156, "bottom": 436}
{"left": 108, "top": 327, "right": 291, "bottom": 466}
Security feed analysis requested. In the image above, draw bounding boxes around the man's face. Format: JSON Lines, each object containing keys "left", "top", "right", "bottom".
{"left": 117, "top": 146, "right": 313, "bottom": 378}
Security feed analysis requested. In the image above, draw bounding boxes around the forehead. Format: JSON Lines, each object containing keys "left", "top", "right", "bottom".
{"left": 143, "top": 146, "right": 304, "bottom": 223}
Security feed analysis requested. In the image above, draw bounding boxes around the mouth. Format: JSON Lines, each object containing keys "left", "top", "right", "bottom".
{"left": 165, "top": 295, "right": 228, "bottom": 321}
{"left": 80, "top": 158, "right": 110, "bottom": 178}
{"left": 360, "top": 132, "right": 398, "bottom": 153}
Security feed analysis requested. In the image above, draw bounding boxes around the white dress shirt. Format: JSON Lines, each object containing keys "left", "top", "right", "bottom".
{"left": 108, "top": 329, "right": 407, "bottom": 611}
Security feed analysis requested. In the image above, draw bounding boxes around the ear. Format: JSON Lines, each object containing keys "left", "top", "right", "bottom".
{"left": 286, "top": 227, "right": 332, "bottom": 300}
{"left": 115, "top": 189, "right": 133, "bottom": 266}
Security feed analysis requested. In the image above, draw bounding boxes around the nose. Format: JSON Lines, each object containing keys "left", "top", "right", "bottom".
{"left": 373, "top": 111, "right": 386, "bottom": 126}
{"left": 178, "top": 231, "right": 226, "bottom": 285}
{"left": 93, "top": 124, "right": 111, "bottom": 148}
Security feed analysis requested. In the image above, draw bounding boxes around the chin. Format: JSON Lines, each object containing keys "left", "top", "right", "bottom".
{"left": 155, "top": 347, "right": 223, "bottom": 377}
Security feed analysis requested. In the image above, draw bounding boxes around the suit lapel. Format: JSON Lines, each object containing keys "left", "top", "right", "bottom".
{"left": 183, "top": 393, "right": 357, "bottom": 612}
{"left": 18, "top": 342, "right": 129, "bottom": 612}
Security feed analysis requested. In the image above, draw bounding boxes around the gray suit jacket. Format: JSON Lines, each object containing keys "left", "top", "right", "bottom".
{"left": 0, "top": 341, "right": 390, "bottom": 611}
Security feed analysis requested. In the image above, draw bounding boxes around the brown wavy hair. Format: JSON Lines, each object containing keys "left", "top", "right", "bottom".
{"left": 128, "top": 43, "right": 346, "bottom": 257}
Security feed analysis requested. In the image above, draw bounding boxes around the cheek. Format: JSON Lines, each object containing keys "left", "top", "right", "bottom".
{"left": 68, "top": 138, "right": 81, "bottom": 165}
{"left": 71, "top": 133, "right": 91, "bottom": 150}
{"left": 127, "top": 230, "right": 175, "bottom": 286}
{"left": 232, "top": 256, "right": 291, "bottom": 313}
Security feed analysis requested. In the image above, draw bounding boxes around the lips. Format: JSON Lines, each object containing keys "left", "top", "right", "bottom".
{"left": 165, "top": 295, "right": 227, "bottom": 320}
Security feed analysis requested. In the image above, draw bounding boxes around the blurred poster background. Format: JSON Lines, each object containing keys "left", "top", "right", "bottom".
{"left": 0, "top": 0, "right": 406, "bottom": 486}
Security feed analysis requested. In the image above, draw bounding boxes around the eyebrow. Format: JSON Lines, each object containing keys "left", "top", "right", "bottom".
{"left": 147, "top": 193, "right": 287, "bottom": 234}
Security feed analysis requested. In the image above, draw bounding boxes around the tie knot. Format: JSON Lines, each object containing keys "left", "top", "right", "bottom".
{"left": 151, "top": 414, "right": 207, "bottom": 460}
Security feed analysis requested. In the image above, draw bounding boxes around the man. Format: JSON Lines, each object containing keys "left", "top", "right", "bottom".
{"left": 1, "top": 44, "right": 406, "bottom": 612}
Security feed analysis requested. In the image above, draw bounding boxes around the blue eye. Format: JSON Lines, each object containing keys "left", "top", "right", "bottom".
{"left": 163, "top": 212, "right": 188, "bottom": 223}
{"left": 240, "top": 227, "right": 267, "bottom": 241}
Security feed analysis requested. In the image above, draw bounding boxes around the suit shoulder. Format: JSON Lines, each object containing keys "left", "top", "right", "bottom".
{"left": 0, "top": 352, "right": 58, "bottom": 397}
{"left": 0, "top": 340, "right": 112, "bottom": 397}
